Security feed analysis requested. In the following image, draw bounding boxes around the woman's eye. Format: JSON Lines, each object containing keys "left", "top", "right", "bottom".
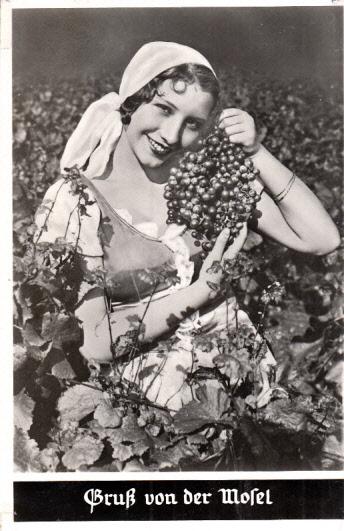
{"left": 155, "top": 104, "right": 172, "bottom": 115}
{"left": 186, "top": 120, "right": 202, "bottom": 131}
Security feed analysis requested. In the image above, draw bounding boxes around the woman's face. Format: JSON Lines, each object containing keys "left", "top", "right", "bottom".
{"left": 125, "top": 79, "right": 215, "bottom": 170}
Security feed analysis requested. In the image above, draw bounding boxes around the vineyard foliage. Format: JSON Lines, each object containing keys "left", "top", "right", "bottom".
{"left": 13, "top": 69, "right": 343, "bottom": 472}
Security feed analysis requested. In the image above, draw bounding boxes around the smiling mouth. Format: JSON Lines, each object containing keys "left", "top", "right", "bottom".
{"left": 146, "top": 135, "right": 172, "bottom": 156}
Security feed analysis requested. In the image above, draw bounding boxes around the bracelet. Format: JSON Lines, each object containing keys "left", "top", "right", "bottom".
{"left": 245, "top": 143, "right": 262, "bottom": 158}
{"left": 273, "top": 173, "right": 296, "bottom": 203}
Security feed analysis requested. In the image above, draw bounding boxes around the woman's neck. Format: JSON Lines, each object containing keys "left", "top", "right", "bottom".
{"left": 111, "top": 131, "right": 171, "bottom": 186}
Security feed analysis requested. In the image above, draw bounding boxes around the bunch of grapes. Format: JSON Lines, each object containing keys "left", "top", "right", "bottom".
{"left": 164, "top": 126, "right": 261, "bottom": 258}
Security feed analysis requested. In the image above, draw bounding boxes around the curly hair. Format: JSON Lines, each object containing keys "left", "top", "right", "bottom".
{"left": 119, "top": 63, "right": 220, "bottom": 125}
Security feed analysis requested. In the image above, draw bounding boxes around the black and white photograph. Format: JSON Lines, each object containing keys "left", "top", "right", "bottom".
{"left": 4, "top": 0, "right": 344, "bottom": 525}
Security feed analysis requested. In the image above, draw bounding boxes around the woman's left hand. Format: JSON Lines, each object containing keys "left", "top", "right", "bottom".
{"left": 218, "top": 108, "right": 260, "bottom": 154}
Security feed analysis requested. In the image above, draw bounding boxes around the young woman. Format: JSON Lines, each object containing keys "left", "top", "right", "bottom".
{"left": 35, "top": 41, "right": 339, "bottom": 411}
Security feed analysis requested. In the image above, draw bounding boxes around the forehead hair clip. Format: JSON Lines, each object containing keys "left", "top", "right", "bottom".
{"left": 172, "top": 79, "right": 189, "bottom": 94}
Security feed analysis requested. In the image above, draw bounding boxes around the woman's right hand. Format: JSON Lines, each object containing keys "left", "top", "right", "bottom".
{"left": 197, "top": 224, "right": 248, "bottom": 298}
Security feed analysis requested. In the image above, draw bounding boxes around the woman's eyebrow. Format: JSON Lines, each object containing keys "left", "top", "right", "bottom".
{"left": 156, "top": 95, "right": 177, "bottom": 110}
{"left": 156, "top": 94, "right": 207, "bottom": 122}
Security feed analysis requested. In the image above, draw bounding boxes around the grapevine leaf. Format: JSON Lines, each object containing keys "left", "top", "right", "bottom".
{"left": 107, "top": 412, "right": 147, "bottom": 445}
{"left": 39, "top": 446, "right": 60, "bottom": 472}
{"left": 41, "top": 312, "right": 81, "bottom": 346}
{"left": 94, "top": 400, "right": 122, "bottom": 428}
{"left": 123, "top": 459, "right": 149, "bottom": 471}
{"left": 15, "top": 287, "right": 34, "bottom": 324}
{"left": 150, "top": 441, "right": 197, "bottom": 470}
{"left": 22, "top": 321, "right": 46, "bottom": 348}
{"left": 187, "top": 433, "right": 208, "bottom": 446}
{"left": 195, "top": 381, "right": 232, "bottom": 420}
{"left": 62, "top": 435, "right": 104, "bottom": 470}
{"left": 174, "top": 382, "right": 232, "bottom": 434}
{"left": 173, "top": 402, "right": 214, "bottom": 434}
{"left": 214, "top": 348, "right": 251, "bottom": 385}
{"left": 57, "top": 384, "right": 103, "bottom": 423}
{"left": 86, "top": 419, "right": 115, "bottom": 440}
{"left": 321, "top": 434, "right": 344, "bottom": 469}
{"left": 87, "top": 463, "right": 122, "bottom": 472}
{"left": 13, "top": 344, "right": 28, "bottom": 371}
{"left": 14, "top": 389, "right": 35, "bottom": 432}
{"left": 111, "top": 444, "right": 133, "bottom": 462}
{"left": 258, "top": 398, "right": 307, "bottom": 432}
{"left": 51, "top": 359, "right": 76, "bottom": 380}
{"left": 13, "top": 427, "right": 42, "bottom": 472}
{"left": 239, "top": 417, "right": 280, "bottom": 465}
{"left": 325, "top": 361, "right": 343, "bottom": 397}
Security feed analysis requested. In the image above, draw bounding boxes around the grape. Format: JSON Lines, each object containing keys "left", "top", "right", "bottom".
{"left": 164, "top": 126, "right": 260, "bottom": 256}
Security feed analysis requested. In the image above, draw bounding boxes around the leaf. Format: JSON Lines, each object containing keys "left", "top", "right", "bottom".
{"left": 321, "top": 434, "right": 344, "bottom": 469}
{"left": 239, "top": 417, "right": 280, "bottom": 465}
{"left": 51, "top": 359, "right": 76, "bottom": 380}
{"left": 151, "top": 441, "right": 196, "bottom": 470}
{"left": 41, "top": 312, "right": 81, "bottom": 346}
{"left": 258, "top": 398, "right": 307, "bottom": 432}
{"left": 14, "top": 390, "right": 35, "bottom": 432}
{"left": 325, "top": 361, "right": 343, "bottom": 397}
{"left": 196, "top": 381, "right": 232, "bottom": 420}
{"left": 174, "top": 402, "right": 214, "bottom": 434}
{"left": 57, "top": 384, "right": 103, "bottom": 423}
{"left": 13, "top": 344, "right": 28, "bottom": 371}
{"left": 94, "top": 401, "right": 122, "bottom": 428}
{"left": 107, "top": 412, "right": 146, "bottom": 445}
{"left": 39, "top": 446, "right": 60, "bottom": 472}
{"left": 289, "top": 339, "right": 323, "bottom": 362}
{"left": 15, "top": 287, "right": 33, "bottom": 325}
{"left": 216, "top": 348, "right": 251, "bottom": 385}
{"left": 111, "top": 444, "right": 133, "bottom": 462}
{"left": 14, "top": 428, "right": 42, "bottom": 472}
{"left": 62, "top": 435, "right": 104, "bottom": 470}
{"left": 174, "top": 382, "right": 232, "bottom": 434}
{"left": 86, "top": 419, "right": 115, "bottom": 440}
{"left": 22, "top": 321, "right": 46, "bottom": 348}
{"left": 123, "top": 459, "right": 149, "bottom": 472}
{"left": 186, "top": 433, "right": 208, "bottom": 446}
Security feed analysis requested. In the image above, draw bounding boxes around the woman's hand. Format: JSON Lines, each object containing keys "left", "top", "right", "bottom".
{"left": 197, "top": 224, "right": 248, "bottom": 298}
{"left": 218, "top": 108, "right": 260, "bottom": 155}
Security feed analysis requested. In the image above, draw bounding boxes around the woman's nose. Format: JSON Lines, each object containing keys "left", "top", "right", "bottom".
{"left": 160, "top": 117, "right": 183, "bottom": 146}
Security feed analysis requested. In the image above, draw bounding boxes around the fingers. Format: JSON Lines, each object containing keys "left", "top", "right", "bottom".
{"left": 218, "top": 109, "right": 256, "bottom": 148}
{"left": 218, "top": 116, "right": 245, "bottom": 131}
{"left": 219, "top": 108, "right": 242, "bottom": 121}
{"left": 218, "top": 108, "right": 248, "bottom": 127}
{"left": 208, "top": 227, "right": 231, "bottom": 262}
{"left": 221, "top": 124, "right": 246, "bottom": 137}
{"left": 223, "top": 132, "right": 250, "bottom": 146}
{"left": 223, "top": 224, "right": 248, "bottom": 260}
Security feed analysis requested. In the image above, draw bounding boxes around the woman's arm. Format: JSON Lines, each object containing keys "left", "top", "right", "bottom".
{"left": 76, "top": 226, "right": 246, "bottom": 362}
{"left": 250, "top": 145, "right": 340, "bottom": 255}
{"left": 75, "top": 279, "right": 209, "bottom": 361}
{"left": 219, "top": 109, "right": 340, "bottom": 256}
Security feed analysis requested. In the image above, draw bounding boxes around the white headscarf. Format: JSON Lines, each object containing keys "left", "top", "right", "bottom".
{"left": 60, "top": 41, "right": 216, "bottom": 179}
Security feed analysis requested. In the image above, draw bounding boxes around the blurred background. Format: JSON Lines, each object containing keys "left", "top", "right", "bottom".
{"left": 13, "top": 6, "right": 343, "bottom": 99}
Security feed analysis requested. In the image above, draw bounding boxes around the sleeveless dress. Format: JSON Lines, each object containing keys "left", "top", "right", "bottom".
{"left": 35, "top": 174, "right": 276, "bottom": 412}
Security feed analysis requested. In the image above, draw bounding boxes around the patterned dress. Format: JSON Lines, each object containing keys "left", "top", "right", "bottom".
{"left": 35, "top": 173, "right": 276, "bottom": 412}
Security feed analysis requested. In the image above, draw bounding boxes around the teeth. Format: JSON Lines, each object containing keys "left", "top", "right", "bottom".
{"left": 148, "top": 136, "right": 170, "bottom": 155}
